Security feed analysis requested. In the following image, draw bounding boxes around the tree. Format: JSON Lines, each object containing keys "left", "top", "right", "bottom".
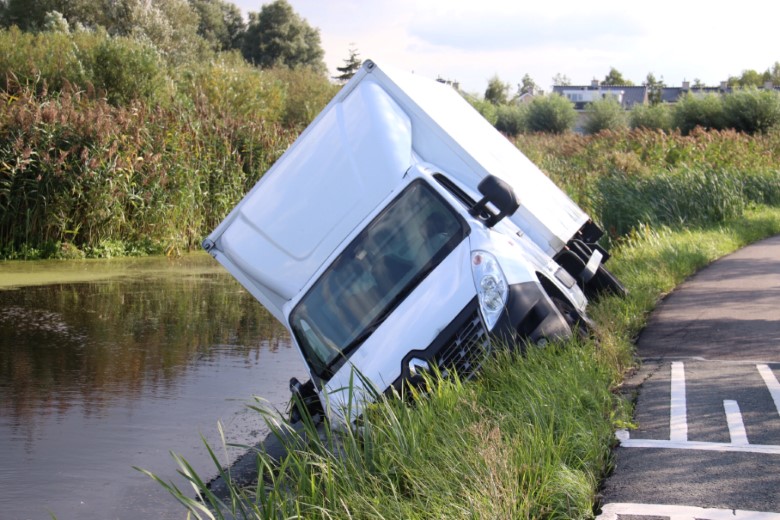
{"left": 0, "top": 0, "right": 124, "bottom": 30}
{"left": 43, "top": 10, "right": 69, "bottom": 32}
{"left": 484, "top": 74, "right": 510, "bottom": 105}
{"left": 219, "top": 1, "right": 245, "bottom": 50}
{"left": 722, "top": 89, "right": 780, "bottom": 134}
{"left": 552, "top": 72, "right": 571, "bottom": 86}
{"left": 728, "top": 69, "right": 764, "bottom": 88}
{"left": 643, "top": 72, "right": 666, "bottom": 105}
{"left": 0, "top": 0, "right": 57, "bottom": 30}
{"left": 517, "top": 73, "right": 538, "bottom": 96}
{"left": 190, "top": 0, "right": 245, "bottom": 51}
{"left": 583, "top": 97, "right": 627, "bottom": 134}
{"left": 55, "top": 0, "right": 111, "bottom": 30}
{"left": 602, "top": 67, "right": 633, "bottom": 86}
{"left": 242, "top": 0, "right": 326, "bottom": 74}
{"left": 768, "top": 62, "right": 780, "bottom": 85}
{"left": 525, "top": 94, "right": 577, "bottom": 134}
{"left": 111, "top": 0, "right": 205, "bottom": 62}
{"left": 333, "top": 46, "right": 361, "bottom": 83}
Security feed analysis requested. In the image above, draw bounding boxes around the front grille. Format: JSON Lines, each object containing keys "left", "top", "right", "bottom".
{"left": 433, "top": 311, "right": 491, "bottom": 379}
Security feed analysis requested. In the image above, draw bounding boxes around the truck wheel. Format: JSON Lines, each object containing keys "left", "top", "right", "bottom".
{"left": 590, "top": 265, "right": 627, "bottom": 297}
{"left": 551, "top": 296, "right": 590, "bottom": 340}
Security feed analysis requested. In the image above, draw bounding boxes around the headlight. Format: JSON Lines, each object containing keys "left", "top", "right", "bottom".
{"left": 471, "top": 251, "right": 508, "bottom": 330}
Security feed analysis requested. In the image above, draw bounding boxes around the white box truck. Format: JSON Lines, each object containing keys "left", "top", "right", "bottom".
{"left": 202, "top": 61, "right": 624, "bottom": 425}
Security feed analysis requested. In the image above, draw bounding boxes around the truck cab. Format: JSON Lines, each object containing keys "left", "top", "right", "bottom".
{"left": 203, "top": 61, "right": 623, "bottom": 426}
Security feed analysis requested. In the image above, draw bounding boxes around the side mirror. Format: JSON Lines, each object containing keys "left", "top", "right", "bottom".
{"left": 469, "top": 175, "right": 519, "bottom": 228}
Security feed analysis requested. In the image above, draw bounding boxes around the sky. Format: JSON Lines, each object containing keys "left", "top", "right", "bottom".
{"left": 232, "top": 0, "right": 780, "bottom": 95}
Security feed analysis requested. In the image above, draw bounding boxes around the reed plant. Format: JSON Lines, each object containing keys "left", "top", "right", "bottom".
{"left": 0, "top": 26, "right": 340, "bottom": 259}
{"left": 0, "top": 84, "right": 298, "bottom": 258}
{"left": 141, "top": 342, "right": 625, "bottom": 519}
{"left": 3, "top": 25, "right": 779, "bottom": 260}
{"left": 514, "top": 128, "right": 780, "bottom": 236}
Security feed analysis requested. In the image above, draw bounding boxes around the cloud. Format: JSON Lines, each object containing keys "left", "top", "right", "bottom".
{"left": 408, "top": 11, "right": 644, "bottom": 52}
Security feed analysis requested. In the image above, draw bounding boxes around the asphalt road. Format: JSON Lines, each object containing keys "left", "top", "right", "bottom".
{"left": 597, "top": 234, "right": 780, "bottom": 519}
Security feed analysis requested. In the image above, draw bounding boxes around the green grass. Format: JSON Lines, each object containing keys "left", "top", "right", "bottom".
{"left": 142, "top": 206, "right": 780, "bottom": 519}
{"left": 590, "top": 205, "right": 780, "bottom": 378}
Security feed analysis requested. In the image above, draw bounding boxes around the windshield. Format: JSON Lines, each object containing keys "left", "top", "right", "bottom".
{"left": 290, "top": 179, "right": 468, "bottom": 377}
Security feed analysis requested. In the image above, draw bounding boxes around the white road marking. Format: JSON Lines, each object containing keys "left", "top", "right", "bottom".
{"left": 724, "top": 399, "right": 749, "bottom": 445}
{"left": 597, "top": 502, "right": 780, "bottom": 519}
{"left": 616, "top": 430, "right": 780, "bottom": 454}
{"left": 616, "top": 362, "right": 780, "bottom": 454}
{"left": 607, "top": 363, "right": 780, "bottom": 516}
{"left": 670, "top": 361, "right": 688, "bottom": 441}
{"left": 757, "top": 364, "right": 780, "bottom": 417}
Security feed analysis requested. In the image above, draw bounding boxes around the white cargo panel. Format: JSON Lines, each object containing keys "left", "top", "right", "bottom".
{"left": 205, "top": 77, "right": 414, "bottom": 322}
{"left": 359, "top": 61, "right": 588, "bottom": 256}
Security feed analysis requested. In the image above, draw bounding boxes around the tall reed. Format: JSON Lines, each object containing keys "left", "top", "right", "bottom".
{"left": 0, "top": 85, "right": 297, "bottom": 257}
{"left": 515, "top": 128, "right": 780, "bottom": 237}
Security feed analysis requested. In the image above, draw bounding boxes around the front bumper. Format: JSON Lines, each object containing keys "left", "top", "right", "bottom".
{"left": 390, "top": 282, "right": 571, "bottom": 392}
{"left": 491, "top": 281, "right": 572, "bottom": 349}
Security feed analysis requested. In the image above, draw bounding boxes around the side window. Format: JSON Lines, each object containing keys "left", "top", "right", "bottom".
{"left": 433, "top": 173, "right": 477, "bottom": 210}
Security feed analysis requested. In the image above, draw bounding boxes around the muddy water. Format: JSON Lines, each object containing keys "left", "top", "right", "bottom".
{"left": 0, "top": 254, "right": 306, "bottom": 520}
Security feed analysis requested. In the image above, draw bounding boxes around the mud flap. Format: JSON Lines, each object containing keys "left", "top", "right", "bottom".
{"left": 555, "top": 240, "right": 627, "bottom": 298}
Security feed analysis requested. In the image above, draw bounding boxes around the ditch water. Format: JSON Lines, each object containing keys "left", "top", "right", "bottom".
{"left": 0, "top": 254, "right": 306, "bottom": 520}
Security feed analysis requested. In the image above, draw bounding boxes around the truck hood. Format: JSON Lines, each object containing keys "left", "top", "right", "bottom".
{"left": 205, "top": 80, "right": 414, "bottom": 322}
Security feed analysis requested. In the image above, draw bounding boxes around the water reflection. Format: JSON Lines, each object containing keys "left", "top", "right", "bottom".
{"left": 0, "top": 254, "right": 304, "bottom": 520}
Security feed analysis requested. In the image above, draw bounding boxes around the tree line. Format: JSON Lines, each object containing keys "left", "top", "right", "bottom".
{"left": 0, "top": 0, "right": 327, "bottom": 72}
{"left": 474, "top": 66, "right": 780, "bottom": 136}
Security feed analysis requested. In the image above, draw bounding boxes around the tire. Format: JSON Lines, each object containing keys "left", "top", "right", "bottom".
{"left": 551, "top": 296, "right": 590, "bottom": 340}
{"left": 590, "top": 265, "right": 627, "bottom": 298}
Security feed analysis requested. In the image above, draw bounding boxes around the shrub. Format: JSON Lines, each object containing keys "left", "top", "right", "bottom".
{"left": 174, "top": 52, "right": 287, "bottom": 123}
{"left": 629, "top": 103, "right": 673, "bottom": 132}
{"left": 465, "top": 95, "right": 498, "bottom": 125}
{"left": 525, "top": 94, "right": 576, "bottom": 134}
{"left": 0, "top": 27, "right": 89, "bottom": 93}
{"left": 583, "top": 97, "right": 627, "bottom": 135}
{"left": 722, "top": 88, "right": 780, "bottom": 134}
{"left": 494, "top": 103, "right": 527, "bottom": 136}
{"left": 0, "top": 28, "right": 172, "bottom": 105}
{"left": 266, "top": 66, "right": 339, "bottom": 129}
{"left": 91, "top": 35, "right": 171, "bottom": 105}
{"left": 672, "top": 93, "right": 725, "bottom": 135}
